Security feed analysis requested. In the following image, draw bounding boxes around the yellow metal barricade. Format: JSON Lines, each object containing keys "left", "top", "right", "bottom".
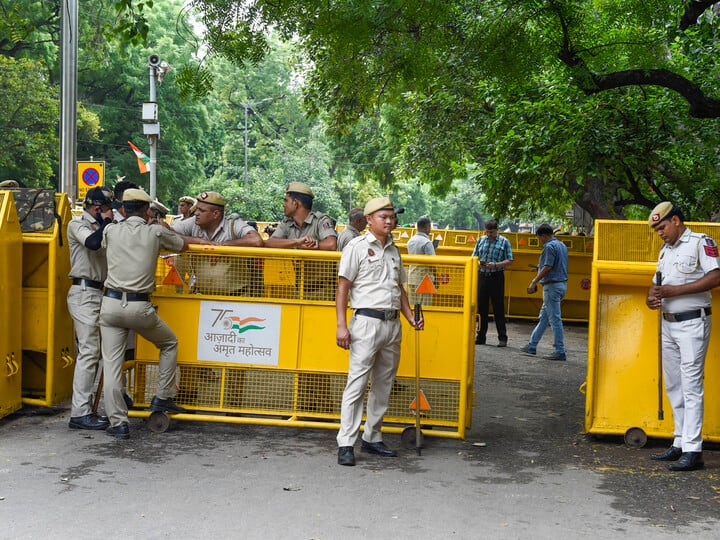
{"left": 19, "top": 193, "right": 75, "bottom": 406}
{"left": 0, "top": 191, "right": 23, "bottom": 418}
{"left": 397, "top": 229, "right": 592, "bottom": 322}
{"left": 585, "top": 220, "right": 720, "bottom": 445}
{"left": 129, "top": 246, "right": 477, "bottom": 439}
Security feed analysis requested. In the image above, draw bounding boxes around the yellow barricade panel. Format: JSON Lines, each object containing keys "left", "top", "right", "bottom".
{"left": 132, "top": 246, "right": 477, "bottom": 438}
{"left": 587, "top": 220, "right": 720, "bottom": 444}
{"left": 18, "top": 193, "right": 74, "bottom": 406}
{"left": 0, "top": 191, "right": 23, "bottom": 419}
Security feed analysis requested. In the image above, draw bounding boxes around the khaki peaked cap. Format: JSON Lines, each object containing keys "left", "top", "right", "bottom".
{"left": 648, "top": 201, "right": 674, "bottom": 227}
{"left": 286, "top": 182, "right": 314, "bottom": 198}
{"left": 197, "top": 191, "right": 226, "bottom": 207}
{"left": 364, "top": 196, "right": 394, "bottom": 216}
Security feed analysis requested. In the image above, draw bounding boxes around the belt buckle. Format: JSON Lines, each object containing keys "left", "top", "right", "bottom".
{"left": 385, "top": 310, "right": 396, "bottom": 320}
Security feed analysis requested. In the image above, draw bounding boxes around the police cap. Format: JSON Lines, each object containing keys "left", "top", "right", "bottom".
{"left": 122, "top": 188, "right": 152, "bottom": 204}
{"left": 364, "top": 196, "right": 394, "bottom": 216}
{"left": 648, "top": 201, "right": 676, "bottom": 227}
{"left": 84, "top": 186, "right": 112, "bottom": 207}
{"left": 286, "top": 182, "right": 314, "bottom": 198}
{"left": 197, "top": 191, "right": 226, "bottom": 207}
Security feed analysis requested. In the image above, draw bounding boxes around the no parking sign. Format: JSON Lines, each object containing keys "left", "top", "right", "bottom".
{"left": 77, "top": 161, "right": 105, "bottom": 201}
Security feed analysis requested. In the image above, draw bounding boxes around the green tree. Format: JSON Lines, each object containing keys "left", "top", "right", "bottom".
{"left": 139, "top": 0, "right": 720, "bottom": 220}
{"left": 0, "top": 56, "right": 58, "bottom": 185}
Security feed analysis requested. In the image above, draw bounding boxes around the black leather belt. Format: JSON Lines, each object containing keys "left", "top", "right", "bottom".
{"left": 543, "top": 280, "right": 567, "bottom": 284}
{"left": 663, "top": 308, "right": 711, "bottom": 322}
{"left": 479, "top": 271, "right": 503, "bottom": 277}
{"left": 72, "top": 278, "right": 104, "bottom": 289}
{"left": 104, "top": 289, "right": 150, "bottom": 302}
{"left": 356, "top": 308, "right": 399, "bottom": 321}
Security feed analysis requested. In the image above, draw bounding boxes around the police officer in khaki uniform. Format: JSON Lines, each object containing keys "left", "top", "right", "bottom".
{"left": 646, "top": 201, "right": 720, "bottom": 471}
{"left": 336, "top": 207, "right": 366, "bottom": 251}
{"left": 66, "top": 187, "right": 113, "bottom": 430}
{"left": 100, "top": 189, "right": 189, "bottom": 439}
{"left": 335, "top": 197, "right": 423, "bottom": 466}
{"left": 171, "top": 191, "right": 263, "bottom": 247}
{"left": 171, "top": 191, "right": 264, "bottom": 296}
{"left": 264, "top": 182, "right": 337, "bottom": 250}
{"left": 171, "top": 195, "right": 196, "bottom": 225}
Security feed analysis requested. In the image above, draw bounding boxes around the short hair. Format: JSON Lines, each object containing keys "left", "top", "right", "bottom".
{"left": 348, "top": 207, "right": 365, "bottom": 222}
{"left": 114, "top": 180, "right": 138, "bottom": 201}
{"left": 536, "top": 223, "right": 554, "bottom": 236}
{"left": 485, "top": 219, "right": 498, "bottom": 231}
{"left": 289, "top": 191, "right": 313, "bottom": 210}
{"left": 417, "top": 216, "right": 432, "bottom": 229}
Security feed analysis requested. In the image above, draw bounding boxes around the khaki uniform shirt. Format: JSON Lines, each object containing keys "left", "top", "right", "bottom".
{"left": 339, "top": 232, "right": 406, "bottom": 310}
{"left": 172, "top": 216, "right": 255, "bottom": 242}
{"left": 337, "top": 225, "right": 361, "bottom": 251}
{"left": 271, "top": 211, "right": 336, "bottom": 243}
{"left": 103, "top": 216, "right": 184, "bottom": 293}
{"left": 67, "top": 210, "right": 108, "bottom": 281}
{"left": 656, "top": 227, "right": 720, "bottom": 312}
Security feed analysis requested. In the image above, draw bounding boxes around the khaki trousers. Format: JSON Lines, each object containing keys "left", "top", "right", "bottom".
{"left": 336, "top": 314, "right": 401, "bottom": 447}
{"left": 67, "top": 285, "right": 103, "bottom": 417}
{"left": 99, "top": 296, "right": 178, "bottom": 427}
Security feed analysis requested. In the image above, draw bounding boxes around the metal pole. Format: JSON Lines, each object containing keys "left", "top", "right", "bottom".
{"left": 148, "top": 66, "right": 157, "bottom": 198}
{"left": 244, "top": 105, "right": 249, "bottom": 185}
{"left": 59, "top": 0, "right": 78, "bottom": 197}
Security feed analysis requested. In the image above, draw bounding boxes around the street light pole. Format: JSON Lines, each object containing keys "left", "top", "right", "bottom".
{"left": 143, "top": 55, "right": 170, "bottom": 199}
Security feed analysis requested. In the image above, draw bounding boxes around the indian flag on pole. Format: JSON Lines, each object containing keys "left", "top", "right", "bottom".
{"left": 128, "top": 141, "right": 151, "bottom": 174}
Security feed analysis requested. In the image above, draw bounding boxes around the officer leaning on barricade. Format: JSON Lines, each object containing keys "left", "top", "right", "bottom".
{"left": 264, "top": 182, "right": 337, "bottom": 250}
{"left": 171, "top": 191, "right": 263, "bottom": 247}
{"left": 66, "top": 187, "right": 114, "bottom": 431}
{"left": 99, "top": 188, "right": 190, "bottom": 440}
{"left": 170, "top": 191, "right": 264, "bottom": 296}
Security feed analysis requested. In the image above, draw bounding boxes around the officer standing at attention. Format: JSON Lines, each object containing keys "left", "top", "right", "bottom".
{"left": 646, "top": 201, "right": 720, "bottom": 471}
{"left": 335, "top": 197, "right": 423, "bottom": 466}
{"left": 66, "top": 187, "right": 114, "bottom": 430}
{"left": 171, "top": 191, "right": 263, "bottom": 247}
{"left": 472, "top": 219, "right": 513, "bottom": 346}
{"left": 406, "top": 216, "right": 437, "bottom": 306}
{"left": 337, "top": 207, "right": 366, "bottom": 251}
{"left": 264, "top": 182, "right": 337, "bottom": 250}
{"left": 100, "top": 189, "right": 189, "bottom": 439}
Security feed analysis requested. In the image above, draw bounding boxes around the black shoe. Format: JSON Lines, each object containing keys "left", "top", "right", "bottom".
{"left": 543, "top": 352, "right": 566, "bottom": 361}
{"left": 150, "top": 396, "right": 187, "bottom": 414}
{"left": 361, "top": 440, "right": 398, "bottom": 457}
{"left": 669, "top": 452, "right": 704, "bottom": 471}
{"left": 651, "top": 446, "right": 682, "bottom": 461}
{"left": 68, "top": 414, "right": 110, "bottom": 431}
{"left": 520, "top": 344, "right": 536, "bottom": 355}
{"left": 106, "top": 422, "right": 130, "bottom": 440}
{"left": 475, "top": 334, "right": 486, "bottom": 345}
{"left": 497, "top": 339, "right": 507, "bottom": 348}
{"left": 123, "top": 392, "right": 134, "bottom": 409}
{"left": 338, "top": 446, "right": 355, "bottom": 466}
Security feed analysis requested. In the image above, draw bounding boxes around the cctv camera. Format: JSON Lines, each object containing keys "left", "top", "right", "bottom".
{"left": 148, "top": 54, "right": 161, "bottom": 67}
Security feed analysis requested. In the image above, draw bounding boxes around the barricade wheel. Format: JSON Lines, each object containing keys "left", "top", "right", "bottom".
{"left": 624, "top": 427, "right": 647, "bottom": 448}
{"left": 148, "top": 411, "right": 171, "bottom": 433}
{"left": 401, "top": 426, "right": 424, "bottom": 450}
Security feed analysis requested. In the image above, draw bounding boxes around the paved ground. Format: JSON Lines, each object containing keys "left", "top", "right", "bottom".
{"left": 1, "top": 320, "right": 719, "bottom": 539}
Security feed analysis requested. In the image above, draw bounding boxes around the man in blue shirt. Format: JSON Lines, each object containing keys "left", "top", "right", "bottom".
{"left": 521, "top": 224, "right": 569, "bottom": 361}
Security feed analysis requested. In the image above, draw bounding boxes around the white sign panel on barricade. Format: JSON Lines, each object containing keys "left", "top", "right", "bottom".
{"left": 197, "top": 301, "right": 281, "bottom": 365}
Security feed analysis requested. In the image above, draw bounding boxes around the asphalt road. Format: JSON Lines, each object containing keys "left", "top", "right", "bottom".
{"left": 1, "top": 320, "right": 719, "bottom": 539}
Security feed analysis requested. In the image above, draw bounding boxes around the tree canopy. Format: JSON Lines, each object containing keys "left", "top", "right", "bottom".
{"left": 170, "top": 0, "right": 720, "bottom": 220}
